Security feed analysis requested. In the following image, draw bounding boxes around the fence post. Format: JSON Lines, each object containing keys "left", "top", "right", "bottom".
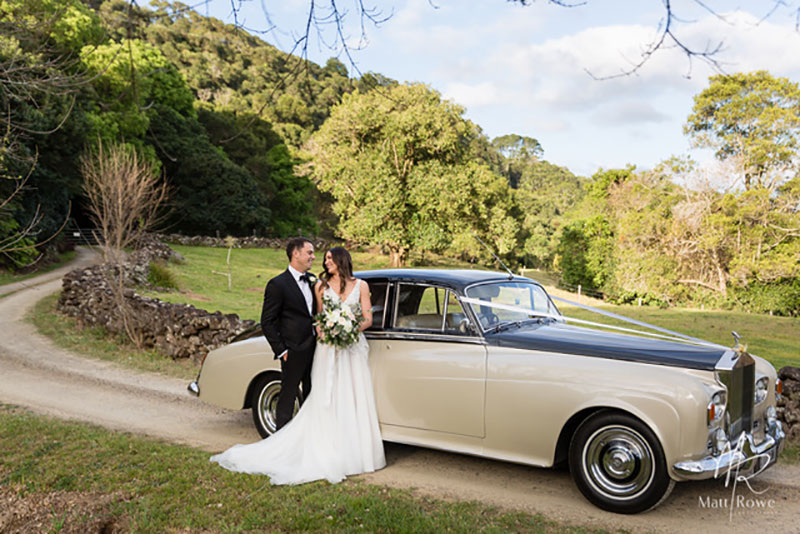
{"left": 577, "top": 284, "right": 581, "bottom": 302}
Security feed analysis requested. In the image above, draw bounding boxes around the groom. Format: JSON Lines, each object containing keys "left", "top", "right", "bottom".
{"left": 260, "top": 237, "right": 317, "bottom": 431}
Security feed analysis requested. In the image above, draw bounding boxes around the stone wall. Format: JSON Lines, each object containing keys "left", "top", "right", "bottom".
{"left": 157, "top": 233, "right": 337, "bottom": 251}
{"left": 57, "top": 237, "right": 255, "bottom": 361}
{"left": 778, "top": 366, "right": 800, "bottom": 443}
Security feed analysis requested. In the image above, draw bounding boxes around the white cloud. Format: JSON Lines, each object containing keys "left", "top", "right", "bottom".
{"left": 443, "top": 81, "right": 497, "bottom": 108}
{"left": 531, "top": 117, "right": 570, "bottom": 134}
{"left": 591, "top": 100, "right": 671, "bottom": 126}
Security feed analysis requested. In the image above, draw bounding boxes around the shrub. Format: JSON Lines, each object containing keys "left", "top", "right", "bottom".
{"left": 728, "top": 279, "right": 800, "bottom": 316}
{"left": 147, "top": 260, "right": 178, "bottom": 290}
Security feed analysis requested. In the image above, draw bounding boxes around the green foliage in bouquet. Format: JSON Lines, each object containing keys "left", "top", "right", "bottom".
{"left": 314, "top": 294, "right": 364, "bottom": 349}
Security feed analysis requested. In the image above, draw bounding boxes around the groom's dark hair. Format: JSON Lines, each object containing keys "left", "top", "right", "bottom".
{"left": 286, "top": 237, "right": 313, "bottom": 260}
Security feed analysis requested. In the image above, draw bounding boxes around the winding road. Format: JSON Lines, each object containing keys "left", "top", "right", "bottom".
{"left": 1, "top": 249, "right": 798, "bottom": 533}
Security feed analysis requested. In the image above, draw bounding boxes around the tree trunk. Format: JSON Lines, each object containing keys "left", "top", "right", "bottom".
{"left": 713, "top": 249, "right": 728, "bottom": 298}
{"left": 389, "top": 247, "right": 407, "bottom": 268}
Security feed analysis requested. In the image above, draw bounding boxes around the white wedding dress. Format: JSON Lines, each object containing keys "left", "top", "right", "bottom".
{"left": 210, "top": 281, "right": 386, "bottom": 484}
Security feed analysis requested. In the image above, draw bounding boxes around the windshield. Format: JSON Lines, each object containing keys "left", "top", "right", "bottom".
{"left": 464, "top": 281, "right": 559, "bottom": 330}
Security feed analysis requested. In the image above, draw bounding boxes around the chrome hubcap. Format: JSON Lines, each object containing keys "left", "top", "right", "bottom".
{"left": 257, "top": 381, "right": 282, "bottom": 435}
{"left": 583, "top": 425, "right": 654, "bottom": 500}
{"left": 257, "top": 380, "right": 301, "bottom": 435}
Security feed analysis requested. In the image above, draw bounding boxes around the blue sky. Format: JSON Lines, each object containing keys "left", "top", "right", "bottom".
{"left": 199, "top": 0, "right": 800, "bottom": 177}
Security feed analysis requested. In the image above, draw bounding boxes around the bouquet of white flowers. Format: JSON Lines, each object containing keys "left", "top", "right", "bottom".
{"left": 314, "top": 294, "right": 364, "bottom": 348}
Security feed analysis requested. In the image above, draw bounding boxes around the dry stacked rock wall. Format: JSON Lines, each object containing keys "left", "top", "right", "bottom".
{"left": 158, "top": 233, "right": 336, "bottom": 251}
{"left": 778, "top": 366, "right": 800, "bottom": 443}
{"left": 57, "top": 237, "right": 255, "bottom": 361}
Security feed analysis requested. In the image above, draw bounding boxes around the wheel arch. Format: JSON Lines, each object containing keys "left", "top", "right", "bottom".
{"left": 553, "top": 405, "right": 673, "bottom": 469}
{"left": 243, "top": 370, "right": 281, "bottom": 410}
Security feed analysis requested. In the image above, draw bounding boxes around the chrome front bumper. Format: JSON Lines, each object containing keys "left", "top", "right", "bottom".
{"left": 673, "top": 421, "right": 785, "bottom": 481}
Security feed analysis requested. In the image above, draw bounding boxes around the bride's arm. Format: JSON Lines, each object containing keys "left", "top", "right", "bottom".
{"left": 314, "top": 281, "right": 324, "bottom": 337}
{"left": 358, "top": 279, "right": 372, "bottom": 331}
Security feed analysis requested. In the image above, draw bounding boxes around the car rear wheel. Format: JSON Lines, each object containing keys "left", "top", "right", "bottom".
{"left": 569, "top": 411, "right": 674, "bottom": 514}
{"left": 250, "top": 373, "right": 301, "bottom": 438}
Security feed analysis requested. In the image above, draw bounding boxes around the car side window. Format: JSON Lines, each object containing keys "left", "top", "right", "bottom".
{"left": 394, "top": 284, "right": 445, "bottom": 331}
{"left": 366, "top": 281, "right": 388, "bottom": 330}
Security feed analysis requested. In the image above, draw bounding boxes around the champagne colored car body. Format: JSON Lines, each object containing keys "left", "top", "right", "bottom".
{"left": 190, "top": 269, "right": 784, "bottom": 513}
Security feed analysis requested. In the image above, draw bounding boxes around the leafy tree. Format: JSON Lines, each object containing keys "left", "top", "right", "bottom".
{"left": 492, "top": 134, "right": 543, "bottom": 161}
{"left": 148, "top": 106, "right": 272, "bottom": 236}
{"left": 514, "top": 159, "right": 584, "bottom": 268}
{"left": 310, "top": 83, "right": 517, "bottom": 266}
{"left": 685, "top": 71, "right": 800, "bottom": 190}
{"left": 197, "top": 107, "right": 316, "bottom": 236}
{"left": 556, "top": 214, "right": 614, "bottom": 292}
{"left": 0, "top": 0, "right": 103, "bottom": 266}
{"left": 81, "top": 37, "right": 195, "bottom": 156}
{"left": 555, "top": 167, "right": 634, "bottom": 295}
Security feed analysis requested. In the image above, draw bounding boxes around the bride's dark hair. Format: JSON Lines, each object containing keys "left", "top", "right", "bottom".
{"left": 320, "top": 246, "right": 354, "bottom": 294}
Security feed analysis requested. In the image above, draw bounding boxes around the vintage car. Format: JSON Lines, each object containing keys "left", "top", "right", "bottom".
{"left": 188, "top": 269, "right": 785, "bottom": 514}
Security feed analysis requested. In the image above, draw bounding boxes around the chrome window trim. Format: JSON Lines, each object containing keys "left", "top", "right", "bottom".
{"left": 365, "top": 330, "right": 486, "bottom": 345}
{"left": 365, "top": 280, "right": 391, "bottom": 331}
{"left": 380, "top": 280, "right": 390, "bottom": 329}
{"left": 440, "top": 288, "right": 448, "bottom": 331}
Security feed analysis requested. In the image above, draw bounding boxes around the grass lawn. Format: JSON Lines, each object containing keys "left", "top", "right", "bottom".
{"left": 559, "top": 304, "right": 800, "bottom": 372}
{"left": 0, "top": 250, "right": 76, "bottom": 287}
{"left": 0, "top": 404, "right": 609, "bottom": 534}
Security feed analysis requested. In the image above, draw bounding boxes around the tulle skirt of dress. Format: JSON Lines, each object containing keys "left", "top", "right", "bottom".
{"left": 210, "top": 334, "right": 385, "bottom": 485}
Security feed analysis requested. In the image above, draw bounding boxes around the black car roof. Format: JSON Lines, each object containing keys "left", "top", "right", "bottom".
{"left": 354, "top": 269, "right": 537, "bottom": 291}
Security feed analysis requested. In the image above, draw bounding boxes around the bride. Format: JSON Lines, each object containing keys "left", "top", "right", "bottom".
{"left": 210, "top": 246, "right": 386, "bottom": 484}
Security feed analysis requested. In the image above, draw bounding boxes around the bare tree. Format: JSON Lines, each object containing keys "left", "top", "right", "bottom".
{"left": 228, "top": 0, "right": 800, "bottom": 79}
{"left": 80, "top": 140, "right": 168, "bottom": 346}
{"left": 513, "top": 0, "right": 800, "bottom": 78}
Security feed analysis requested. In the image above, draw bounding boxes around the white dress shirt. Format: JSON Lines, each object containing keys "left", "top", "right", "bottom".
{"left": 288, "top": 264, "right": 313, "bottom": 315}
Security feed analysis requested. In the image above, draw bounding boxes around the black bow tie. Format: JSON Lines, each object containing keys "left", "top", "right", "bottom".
{"left": 299, "top": 273, "right": 311, "bottom": 283}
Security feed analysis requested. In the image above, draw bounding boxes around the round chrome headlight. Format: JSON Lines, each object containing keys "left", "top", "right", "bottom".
{"left": 755, "top": 377, "right": 769, "bottom": 404}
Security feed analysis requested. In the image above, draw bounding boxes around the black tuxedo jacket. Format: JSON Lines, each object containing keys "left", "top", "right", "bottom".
{"left": 260, "top": 269, "right": 317, "bottom": 359}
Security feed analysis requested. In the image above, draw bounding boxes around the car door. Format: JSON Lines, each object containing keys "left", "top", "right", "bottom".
{"left": 366, "top": 282, "right": 487, "bottom": 438}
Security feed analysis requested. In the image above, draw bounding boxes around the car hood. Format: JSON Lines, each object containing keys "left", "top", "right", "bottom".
{"left": 486, "top": 321, "right": 727, "bottom": 370}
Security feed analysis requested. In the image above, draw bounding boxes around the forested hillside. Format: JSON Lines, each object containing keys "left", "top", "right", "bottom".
{"left": 1, "top": 0, "right": 387, "bottom": 242}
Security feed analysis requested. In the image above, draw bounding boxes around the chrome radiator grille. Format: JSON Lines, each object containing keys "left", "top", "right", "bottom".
{"left": 716, "top": 350, "right": 755, "bottom": 440}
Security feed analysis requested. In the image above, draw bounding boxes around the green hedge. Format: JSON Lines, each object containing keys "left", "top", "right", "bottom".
{"left": 729, "top": 278, "right": 800, "bottom": 316}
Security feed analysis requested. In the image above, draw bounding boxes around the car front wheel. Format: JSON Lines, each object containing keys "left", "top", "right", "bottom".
{"left": 249, "top": 373, "right": 301, "bottom": 438}
{"left": 569, "top": 411, "right": 675, "bottom": 514}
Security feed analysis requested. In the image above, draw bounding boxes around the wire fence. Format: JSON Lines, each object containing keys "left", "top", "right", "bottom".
{"left": 518, "top": 268, "right": 607, "bottom": 302}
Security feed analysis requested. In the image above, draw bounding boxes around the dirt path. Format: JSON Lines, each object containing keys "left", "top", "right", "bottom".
{"left": 1, "top": 255, "right": 798, "bottom": 534}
